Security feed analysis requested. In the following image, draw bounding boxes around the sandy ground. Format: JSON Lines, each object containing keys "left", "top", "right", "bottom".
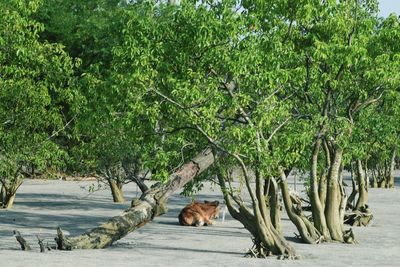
{"left": 0, "top": 173, "right": 399, "bottom": 267}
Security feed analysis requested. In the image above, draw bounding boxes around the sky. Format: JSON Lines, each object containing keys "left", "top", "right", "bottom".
{"left": 379, "top": 0, "right": 400, "bottom": 17}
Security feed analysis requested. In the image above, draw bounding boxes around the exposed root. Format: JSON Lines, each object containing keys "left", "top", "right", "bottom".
{"left": 315, "top": 235, "right": 325, "bottom": 244}
{"left": 244, "top": 241, "right": 299, "bottom": 260}
{"left": 344, "top": 205, "right": 373, "bottom": 227}
{"left": 244, "top": 242, "right": 271, "bottom": 258}
{"left": 343, "top": 228, "right": 358, "bottom": 244}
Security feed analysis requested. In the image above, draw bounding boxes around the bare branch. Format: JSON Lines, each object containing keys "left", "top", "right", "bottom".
{"left": 49, "top": 116, "right": 76, "bottom": 139}
{"left": 265, "top": 117, "right": 291, "bottom": 144}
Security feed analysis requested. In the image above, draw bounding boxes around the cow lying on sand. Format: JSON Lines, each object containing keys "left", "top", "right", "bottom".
{"left": 178, "top": 200, "right": 220, "bottom": 227}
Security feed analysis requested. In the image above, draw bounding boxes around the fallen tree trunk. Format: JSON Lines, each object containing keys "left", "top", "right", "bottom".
{"left": 56, "top": 148, "right": 214, "bottom": 250}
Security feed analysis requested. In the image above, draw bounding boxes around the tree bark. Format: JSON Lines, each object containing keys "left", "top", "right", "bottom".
{"left": 319, "top": 140, "right": 330, "bottom": 211}
{"left": 4, "top": 192, "right": 17, "bottom": 209}
{"left": 324, "top": 148, "right": 344, "bottom": 242}
{"left": 0, "top": 184, "right": 5, "bottom": 207}
{"left": 355, "top": 160, "right": 368, "bottom": 210}
{"left": 267, "top": 178, "right": 281, "bottom": 233}
{"left": 280, "top": 172, "right": 321, "bottom": 244}
{"left": 215, "top": 160, "right": 296, "bottom": 258}
{"left": 1, "top": 178, "right": 22, "bottom": 209}
{"left": 56, "top": 148, "right": 214, "bottom": 250}
{"left": 109, "top": 180, "right": 125, "bottom": 203}
{"left": 347, "top": 163, "right": 358, "bottom": 209}
{"left": 310, "top": 138, "right": 331, "bottom": 240}
{"left": 370, "top": 167, "right": 378, "bottom": 188}
{"left": 387, "top": 147, "right": 396, "bottom": 188}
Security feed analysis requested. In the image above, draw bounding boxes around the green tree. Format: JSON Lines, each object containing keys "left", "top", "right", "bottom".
{"left": 287, "top": 0, "right": 400, "bottom": 242}
{"left": 0, "top": 0, "right": 78, "bottom": 208}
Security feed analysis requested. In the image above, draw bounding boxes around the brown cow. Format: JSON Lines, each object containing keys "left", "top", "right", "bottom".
{"left": 178, "top": 200, "right": 220, "bottom": 227}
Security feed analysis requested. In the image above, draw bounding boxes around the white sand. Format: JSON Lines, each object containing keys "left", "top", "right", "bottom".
{"left": 0, "top": 174, "right": 399, "bottom": 267}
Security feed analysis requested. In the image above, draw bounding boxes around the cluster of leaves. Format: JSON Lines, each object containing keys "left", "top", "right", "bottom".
{"left": 0, "top": 0, "right": 78, "bottom": 187}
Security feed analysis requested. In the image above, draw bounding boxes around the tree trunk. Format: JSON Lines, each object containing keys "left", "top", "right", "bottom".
{"left": 319, "top": 140, "right": 330, "bottom": 211}
{"left": 266, "top": 178, "right": 281, "bottom": 233}
{"left": 280, "top": 172, "right": 321, "bottom": 244}
{"left": 324, "top": 148, "right": 344, "bottom": 242}
{"left": 0, "top": 185, "right": 5, "bottom": 207}
{"left": 1, "top": 178, "right": 22, "bottom": 209}
{"left": 56, "top": 148, "right": 214, "bottom": 250}
{"left": 370, "top": 167, "right": 378, "bottom": 188}
{"left": 310, "top": 138, "right": 331, "bottom": 240}
{"left": 4, "top": 192, "right": 17, "bottom": 209}
{"left": 344, "top": 160, "right": 373, "bottom": 228}
{"left": 387, "top": 147, "right": 396, "bottom": 188}
{"left": 347, "top": 163, "right": 358, "bottom": 209}
{"left": 214, "top": 160, "right": 296, "bottom": 258}
{"left": 355, "top": 160, "right": 368, "bottom": 210}
{"left": 109, "top": 180, "right": 125, "bottom": 203}
{"left": 318, "top": 175, "right": 327, "bottom": 211}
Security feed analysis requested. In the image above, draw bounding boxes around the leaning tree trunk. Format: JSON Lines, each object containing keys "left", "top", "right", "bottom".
{"left": 108, "top": 180, "right": 125, "bottom": 203}
{"left": 280, "top": 171, "right": 321, "bottom": 244}
{"left": 56, "top": 148, "right": 214, "bottom": 250}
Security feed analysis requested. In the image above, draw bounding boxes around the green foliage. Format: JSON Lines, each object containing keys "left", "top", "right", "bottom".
{"left": 0, "top": 0, "right": 77, "bottom": 188}
{"left": 2, "top": 0, "right": 399, "bottom": 205}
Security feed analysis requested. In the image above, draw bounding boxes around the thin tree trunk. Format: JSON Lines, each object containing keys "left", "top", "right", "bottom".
{"left": 355, "top": 160, "right": 368, "bottom": 210}
{"left": 318, "top": 175, "right": 327, "bottom": 211}
{"left": 387, "top": 147, "right": 396, "bottom": 188}
{"left": 280, "top": 171, "right": 320, "bottom": 244}
{"left": 56, "top": 148, "right": 214, "bottom": 250}
{"left": 0, "top": 184, "right": 5, "bottom": 207}
{"left": 370, "top": 166, "right": 378, "bottom": 188}
{"left": 319, "top": 140, "right": 330, "bottom": 211}
{"left": 266, "top": 178, "right": 281, "bottom": 233}
{"left": 109, "top": 180, "right": 125, "bottom": 203}
{"left": 324, "top": 148, "right": 344, "bottom": 242}
{"left": 347, "top": 162, "right": 358, "bottom": 209}
{"left": 364, "top": 160, "right": 370, "bottom": 190}
{"left": 310, "top": 138, "right": 331, "bottom": 240}
{"left": 344, "top": 160, "right": 373, "bottom": 227}
{"left": 338, "top": 164, "right": 347, "bottom": 232}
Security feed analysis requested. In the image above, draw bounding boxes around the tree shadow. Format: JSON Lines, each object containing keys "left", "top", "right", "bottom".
{"left": 111, "top": 241, "right": 244, "bottom": 256}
